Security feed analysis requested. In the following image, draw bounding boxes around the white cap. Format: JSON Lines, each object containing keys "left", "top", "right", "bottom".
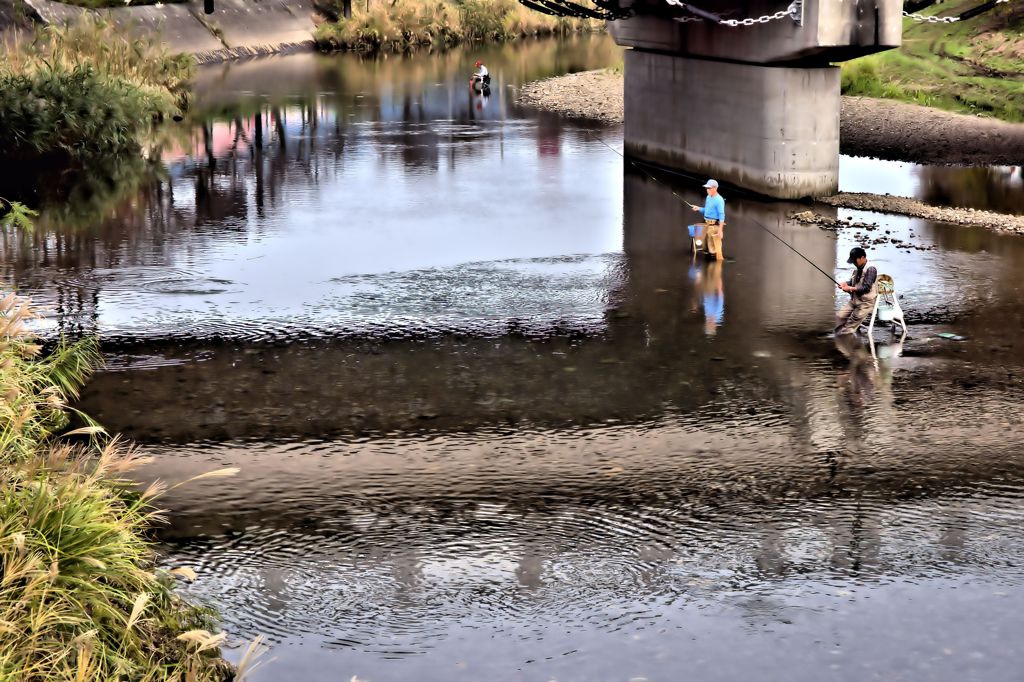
{"left": 702, "top": 179, "right": 719, "bottom": 189}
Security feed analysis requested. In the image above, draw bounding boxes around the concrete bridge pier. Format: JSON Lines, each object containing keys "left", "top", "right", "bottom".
{"left": 610, "top": 0, "right": 903, "bottom": 199}
{"left": 625, "top": 52, "right": 839, "bottom": 198}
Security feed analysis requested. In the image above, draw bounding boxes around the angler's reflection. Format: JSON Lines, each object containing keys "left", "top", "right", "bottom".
{"left": 688, "top": 258, "right": 725, "bottom": 337}
{"left": 834, "top": 334, "right": 877, "bottom": 408}
{"left": 471, "top": 89, "right": 489, "bottom": 115}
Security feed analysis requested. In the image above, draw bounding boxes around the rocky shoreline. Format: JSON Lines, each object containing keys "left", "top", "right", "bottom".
{"left": 519, "top": 69, "right": 624, "bottom": 124}
{"left": 518, "top": 69, "right": 1024, "bottom": 166}
{"left": 819, "top": 192, "right": 1024, "bottom": 236}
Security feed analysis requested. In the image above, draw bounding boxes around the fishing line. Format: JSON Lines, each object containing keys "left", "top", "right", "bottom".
{"left": 582, "top": 129, "right": 842, "bottom": 288}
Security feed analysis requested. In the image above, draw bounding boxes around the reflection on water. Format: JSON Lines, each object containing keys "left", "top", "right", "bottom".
{"left": 1, "top": 36, "right": 624, "bottom": 341}
{"left": 840, "top": 156, "right": 1024, "bottom": 215}
{"left": 689, "top": 258, "right": 725, "bottom": 336}
{"left": 917, "top": 165, "right": 1024, "bottom": 215}
{"left": 6, "top": 35, "right": 1024, "bottom": 682}
{"left": 71, "top": 168, "right": 1024, "bottom": 681}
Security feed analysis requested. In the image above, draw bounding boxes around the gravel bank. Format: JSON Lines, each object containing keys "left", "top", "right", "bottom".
{"left": 840, "top": 97, "right": 1024, "bottom": 166}
{"left": 518, "top": 69, "right": 624, "bottom": 124}
{"left": 517, "top": 70, "right": 1024, "bottom": 165}
{"left": 819, "top": 192, "right": 1024, "bottom": 235}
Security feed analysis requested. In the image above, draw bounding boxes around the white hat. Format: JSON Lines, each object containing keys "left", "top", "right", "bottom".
{"left": 702, "top": 179, "right": 719, "bottom": 189}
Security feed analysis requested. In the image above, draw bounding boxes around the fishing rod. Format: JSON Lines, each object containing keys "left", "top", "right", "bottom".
{"left": 582, "top": 130, "right": 843, "bottom": 289}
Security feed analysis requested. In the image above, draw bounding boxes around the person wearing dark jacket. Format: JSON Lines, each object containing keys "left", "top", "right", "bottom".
{"left": 835, "top": 247, "right": 878, "bottom": 335}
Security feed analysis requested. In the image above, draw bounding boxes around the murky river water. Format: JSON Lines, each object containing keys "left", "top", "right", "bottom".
{"left": 4, "top": 35, "right": 1024, "bottom": 681}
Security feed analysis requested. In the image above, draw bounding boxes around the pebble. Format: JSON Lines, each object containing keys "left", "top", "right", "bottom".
{"left": 790, "top": 211, "right": 935, "bottom": 251}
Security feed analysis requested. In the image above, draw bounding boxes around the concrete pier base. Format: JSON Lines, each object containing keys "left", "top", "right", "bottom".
{"left": 624, "top": 50, "right": 840, "bottom": 199}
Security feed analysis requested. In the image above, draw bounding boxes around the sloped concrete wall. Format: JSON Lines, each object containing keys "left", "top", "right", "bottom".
{"left": 19, "top": 0, "right": 318, "bottom": 61}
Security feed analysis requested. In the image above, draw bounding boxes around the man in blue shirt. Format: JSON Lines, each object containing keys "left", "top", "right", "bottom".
{"left": 688, "top": 179, "right": 726, "bottom": 261}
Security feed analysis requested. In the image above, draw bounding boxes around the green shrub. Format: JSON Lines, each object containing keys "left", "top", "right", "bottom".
{"left": 0, "top": 65, "right": 175, "bottom": 159}
{"left": 0, "top": 18, "right": 193, "bottom": 161}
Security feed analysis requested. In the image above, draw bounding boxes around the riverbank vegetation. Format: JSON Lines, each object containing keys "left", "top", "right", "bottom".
{"left": 0, "top": 17, "right": 193, "bottom": 162}
{"left": 315, "top": 0, "right": 598, "bottom": 52}
{"left": 0, "top": 210, "right": 251, "bottom": 678}
{"left": 840, "top": 0, "right": 1024, "bottom": 121}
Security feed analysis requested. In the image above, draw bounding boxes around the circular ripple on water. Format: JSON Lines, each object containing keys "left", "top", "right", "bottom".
{"left": 160, "top": 460, "right": 1024, "bottom": 653}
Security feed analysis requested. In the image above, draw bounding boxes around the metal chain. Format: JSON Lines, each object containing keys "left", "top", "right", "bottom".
{"left": 667, "top": 0, "right": 1012, "bottom": 27}
{"left": 663, "top": 0, "right": 801, "bottom": 27}
{"left": 902, "top": 9, "right": 960, "bottom": 22}
{"left": 722, "top": 7, "right": 791, "bottom": 26}
{"left": 903, "top": 0, "right": 1009, "bottom": 23}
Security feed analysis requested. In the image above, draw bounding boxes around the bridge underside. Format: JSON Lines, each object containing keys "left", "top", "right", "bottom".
{"left": 609, "top": 0, "right": 903, "bottom": 199}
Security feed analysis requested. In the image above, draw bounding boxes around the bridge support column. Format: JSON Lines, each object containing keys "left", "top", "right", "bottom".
{"left": 624, "top": 50, "right": 839, "bottom": 199}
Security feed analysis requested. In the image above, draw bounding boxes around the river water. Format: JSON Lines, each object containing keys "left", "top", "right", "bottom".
{"left": 3, "top": 35, "right": 1024, "bottom": 682}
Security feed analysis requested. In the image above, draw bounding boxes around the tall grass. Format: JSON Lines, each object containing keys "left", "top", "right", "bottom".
{"left": 0, "top": 17, "right": 193, "bottom": 160}
{"left": 0, "top": 285, "right": 252, "bottom": 680}
{"left": 315, "top": 0, "right": 598, "bottom": 52}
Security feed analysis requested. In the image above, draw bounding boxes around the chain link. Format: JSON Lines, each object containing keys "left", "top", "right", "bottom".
{"left": 902, "top": 9, "right": 960, "bottom": 23}
{"left": 721, "top": 8, "right": 790, "bottom": 26}
{"left": 666, "top": 0, "right": 1011, "bottom": 29}
{"left": 663, "top": 1, "right": 800, "bottom": 27}
{"left": 903, "top": 0, "right": 1010, "bottom": 24}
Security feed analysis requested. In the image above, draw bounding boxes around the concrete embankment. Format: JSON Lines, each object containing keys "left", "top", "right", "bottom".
{"left": 12, "top": 0, "right": 319, "bottom": 63}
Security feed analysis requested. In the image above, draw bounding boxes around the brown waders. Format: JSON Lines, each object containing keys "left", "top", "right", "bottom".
{"left": 692, "top": 219, "right": 724, "bottom": 261}
{"left": 835, "top": 267, "right": 878, "bottom": 335}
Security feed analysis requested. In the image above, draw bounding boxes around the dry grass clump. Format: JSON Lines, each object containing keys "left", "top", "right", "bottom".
{"left": 0, "top": 443, "right": 236, "bottom": 680}
{"left": 0, "top": 283, "right": 257, "bottom": 680}
{"left": 0, "top": 17, "right": 193, "bottom": 160}
{"left": 315, "top": 0, "right": 598, "bottom": 52}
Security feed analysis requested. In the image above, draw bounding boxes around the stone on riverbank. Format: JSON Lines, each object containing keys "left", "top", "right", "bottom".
{"left": 790, "top": 210, "right": 936, "bottom": 251}
{"left": 818, "top": 192, "right": 1024, "bottom": 236}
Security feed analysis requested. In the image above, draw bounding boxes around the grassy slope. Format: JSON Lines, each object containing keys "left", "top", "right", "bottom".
{"left": 841, "top": 0, "right": 1024, "bottom": 121}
